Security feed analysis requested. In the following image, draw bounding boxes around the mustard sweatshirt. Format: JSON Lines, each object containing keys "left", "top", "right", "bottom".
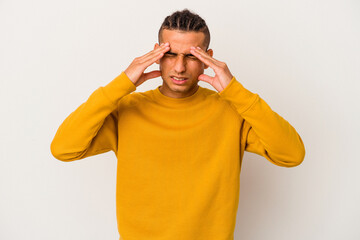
{"left": 50, "top": 71, "right": 305, "bottom": 240}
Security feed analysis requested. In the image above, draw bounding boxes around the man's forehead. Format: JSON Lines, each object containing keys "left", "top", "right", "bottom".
{"left": 167, "top": 47, "right": 193, "bottom": 55}
{"left": 161, "top": 29, "right": 205, "bottom": 51}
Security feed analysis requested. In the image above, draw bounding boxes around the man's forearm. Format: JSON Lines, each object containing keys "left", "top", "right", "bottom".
{"left": 219, "top": 77, "right": 305, "bottom": 166}
{"left": 50, "top": 72, "right": 136, "bottom": 161}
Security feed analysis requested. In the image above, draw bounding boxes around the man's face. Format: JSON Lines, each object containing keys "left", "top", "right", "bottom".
{"left": 155, "top": 29, "right": 213, "bottom": 98}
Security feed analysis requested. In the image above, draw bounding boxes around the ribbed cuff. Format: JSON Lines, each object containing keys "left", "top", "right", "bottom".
{"left": 218, "top": 76, "right": 259, "bottom": 114}
{"left": 101, "top": 71, "right": 137, "bottom": 105}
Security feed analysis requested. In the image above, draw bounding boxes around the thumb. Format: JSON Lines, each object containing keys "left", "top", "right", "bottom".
{"left": 198, "top": 74, "right": 213, "bottom": 84}
{"left": 143, "top": 70, "right": 161, "bottom": 81}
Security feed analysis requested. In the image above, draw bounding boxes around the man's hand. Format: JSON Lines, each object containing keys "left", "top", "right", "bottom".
{"left": 124, "top": 42, "right": 170, "bottom": 87}
{"left": 190, "top": 46, "right": 233, "bottom": 92}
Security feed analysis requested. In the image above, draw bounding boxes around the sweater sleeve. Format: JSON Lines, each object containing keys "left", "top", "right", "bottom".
{"left": 218, "top": 76, "right": 305, "bottom": 167}
{"left": 50, "top": 72, "right": 137, "bottom": 162}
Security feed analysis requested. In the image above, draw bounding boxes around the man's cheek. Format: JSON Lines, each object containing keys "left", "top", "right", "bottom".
{"left": 159, "top": 62, "right": 164, "bottom": 71}
{"left": 193, "top": 62, "right": 205, "bottom": 72}
{"left": 159, "top": 59, "right": 169, "bottom": 69}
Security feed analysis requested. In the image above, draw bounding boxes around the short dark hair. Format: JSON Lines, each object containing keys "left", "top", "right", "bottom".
{"left": 158, "top": 9, "right": 211, "bottom": 50}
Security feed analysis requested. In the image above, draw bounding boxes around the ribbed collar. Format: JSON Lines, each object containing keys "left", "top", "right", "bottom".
{"left": 152, "top": 85, "right": 204, "bottom": 108}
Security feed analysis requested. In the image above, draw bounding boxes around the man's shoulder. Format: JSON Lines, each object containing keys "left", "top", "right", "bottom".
{"left": 200, "top": 86, "right": 218, "bottom": 96}
{"left": 117, "top": 87, "right": 158, "bottom": 109}
{"left": 117, "top": 90, "right": 149, "bottom": 108}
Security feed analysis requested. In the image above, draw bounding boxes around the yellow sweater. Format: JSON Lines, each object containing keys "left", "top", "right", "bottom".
{"left": 51, "top": 71, "right": 305, "bottom": 240}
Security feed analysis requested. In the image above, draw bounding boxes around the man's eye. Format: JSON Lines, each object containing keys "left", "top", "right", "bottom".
{"left": 165, "top": 52, "right": 176, "bottom": 56}
{"left": 187, "top": 55, "right": 197, "bottom": 59}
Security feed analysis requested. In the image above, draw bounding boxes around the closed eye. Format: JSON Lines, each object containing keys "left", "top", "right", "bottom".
{"left": 186, "top": 54, "right": 197, "bottom": 59}
{"left": 164, "top": 51, "right": 176, "bottom": 56}
{"left": 164, "top": 52, "right": 197, "bottom": 60}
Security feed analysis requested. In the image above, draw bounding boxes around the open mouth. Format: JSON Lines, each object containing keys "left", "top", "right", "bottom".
{"left": 171, "top": 76, "right": 188, "bottom": 84}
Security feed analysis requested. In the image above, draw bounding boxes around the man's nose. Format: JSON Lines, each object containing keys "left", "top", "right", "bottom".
{"left": 174, "top": 55, "right": 186, "bottom": 73}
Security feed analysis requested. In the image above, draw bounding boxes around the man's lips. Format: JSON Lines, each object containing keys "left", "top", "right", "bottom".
{"left": 171, "top": 76, "right": 188, "bottom": 80}
{"left": 171, "top": 76, "right": 188, "bottom": 84}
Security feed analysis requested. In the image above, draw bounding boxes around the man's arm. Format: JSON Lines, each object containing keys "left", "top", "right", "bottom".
{"left": 219, "top": 77, "right": 305, "bottom": 167}
{"left": 190, "top": 46, "right": 305, "bottom": 167}
{"left": 50, "top": 72, "right": 136, "bottom": 161}
{"left": 50, "top": 43, "right": 170, "bottom": 161}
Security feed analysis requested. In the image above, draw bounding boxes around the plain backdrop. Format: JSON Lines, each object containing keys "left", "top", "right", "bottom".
{"left": 1, "top": 0, "right": 359, "bottom": 239}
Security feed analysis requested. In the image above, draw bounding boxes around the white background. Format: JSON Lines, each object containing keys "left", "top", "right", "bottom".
{"left": 1, "top": 0, "right": 359, "bottom": 239}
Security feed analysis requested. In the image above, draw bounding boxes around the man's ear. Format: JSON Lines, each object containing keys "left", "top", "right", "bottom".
{"left": 204, "top": 49, "right": 213, "bottom": 69}
{"left": 154, "top": 43, "right": 161, "bottom": 64}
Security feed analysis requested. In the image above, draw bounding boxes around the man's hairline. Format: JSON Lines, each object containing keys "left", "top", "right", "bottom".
{"left": 158, "top": 28, "right": 209, "bottom": 50}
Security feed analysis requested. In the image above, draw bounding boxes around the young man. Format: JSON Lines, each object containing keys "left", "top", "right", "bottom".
{"left": 51, "top": 9, "right": 305, "bottom": 240}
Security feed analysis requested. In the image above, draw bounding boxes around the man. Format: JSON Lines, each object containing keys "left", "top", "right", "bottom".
{"left": 51, "top": 9, "right": 305, "bottom": 240}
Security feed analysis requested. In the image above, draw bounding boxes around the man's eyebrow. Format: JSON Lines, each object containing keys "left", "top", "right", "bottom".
{"left": 165, "top": 51, "right": 195, "bottom": 56}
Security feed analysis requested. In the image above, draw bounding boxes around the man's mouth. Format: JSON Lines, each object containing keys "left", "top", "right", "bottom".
{"left": 171, "top": 76, "right": 188, "bottom": 84}
{"left": 171, "top": 76, "right": 187, "bottom": 80}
